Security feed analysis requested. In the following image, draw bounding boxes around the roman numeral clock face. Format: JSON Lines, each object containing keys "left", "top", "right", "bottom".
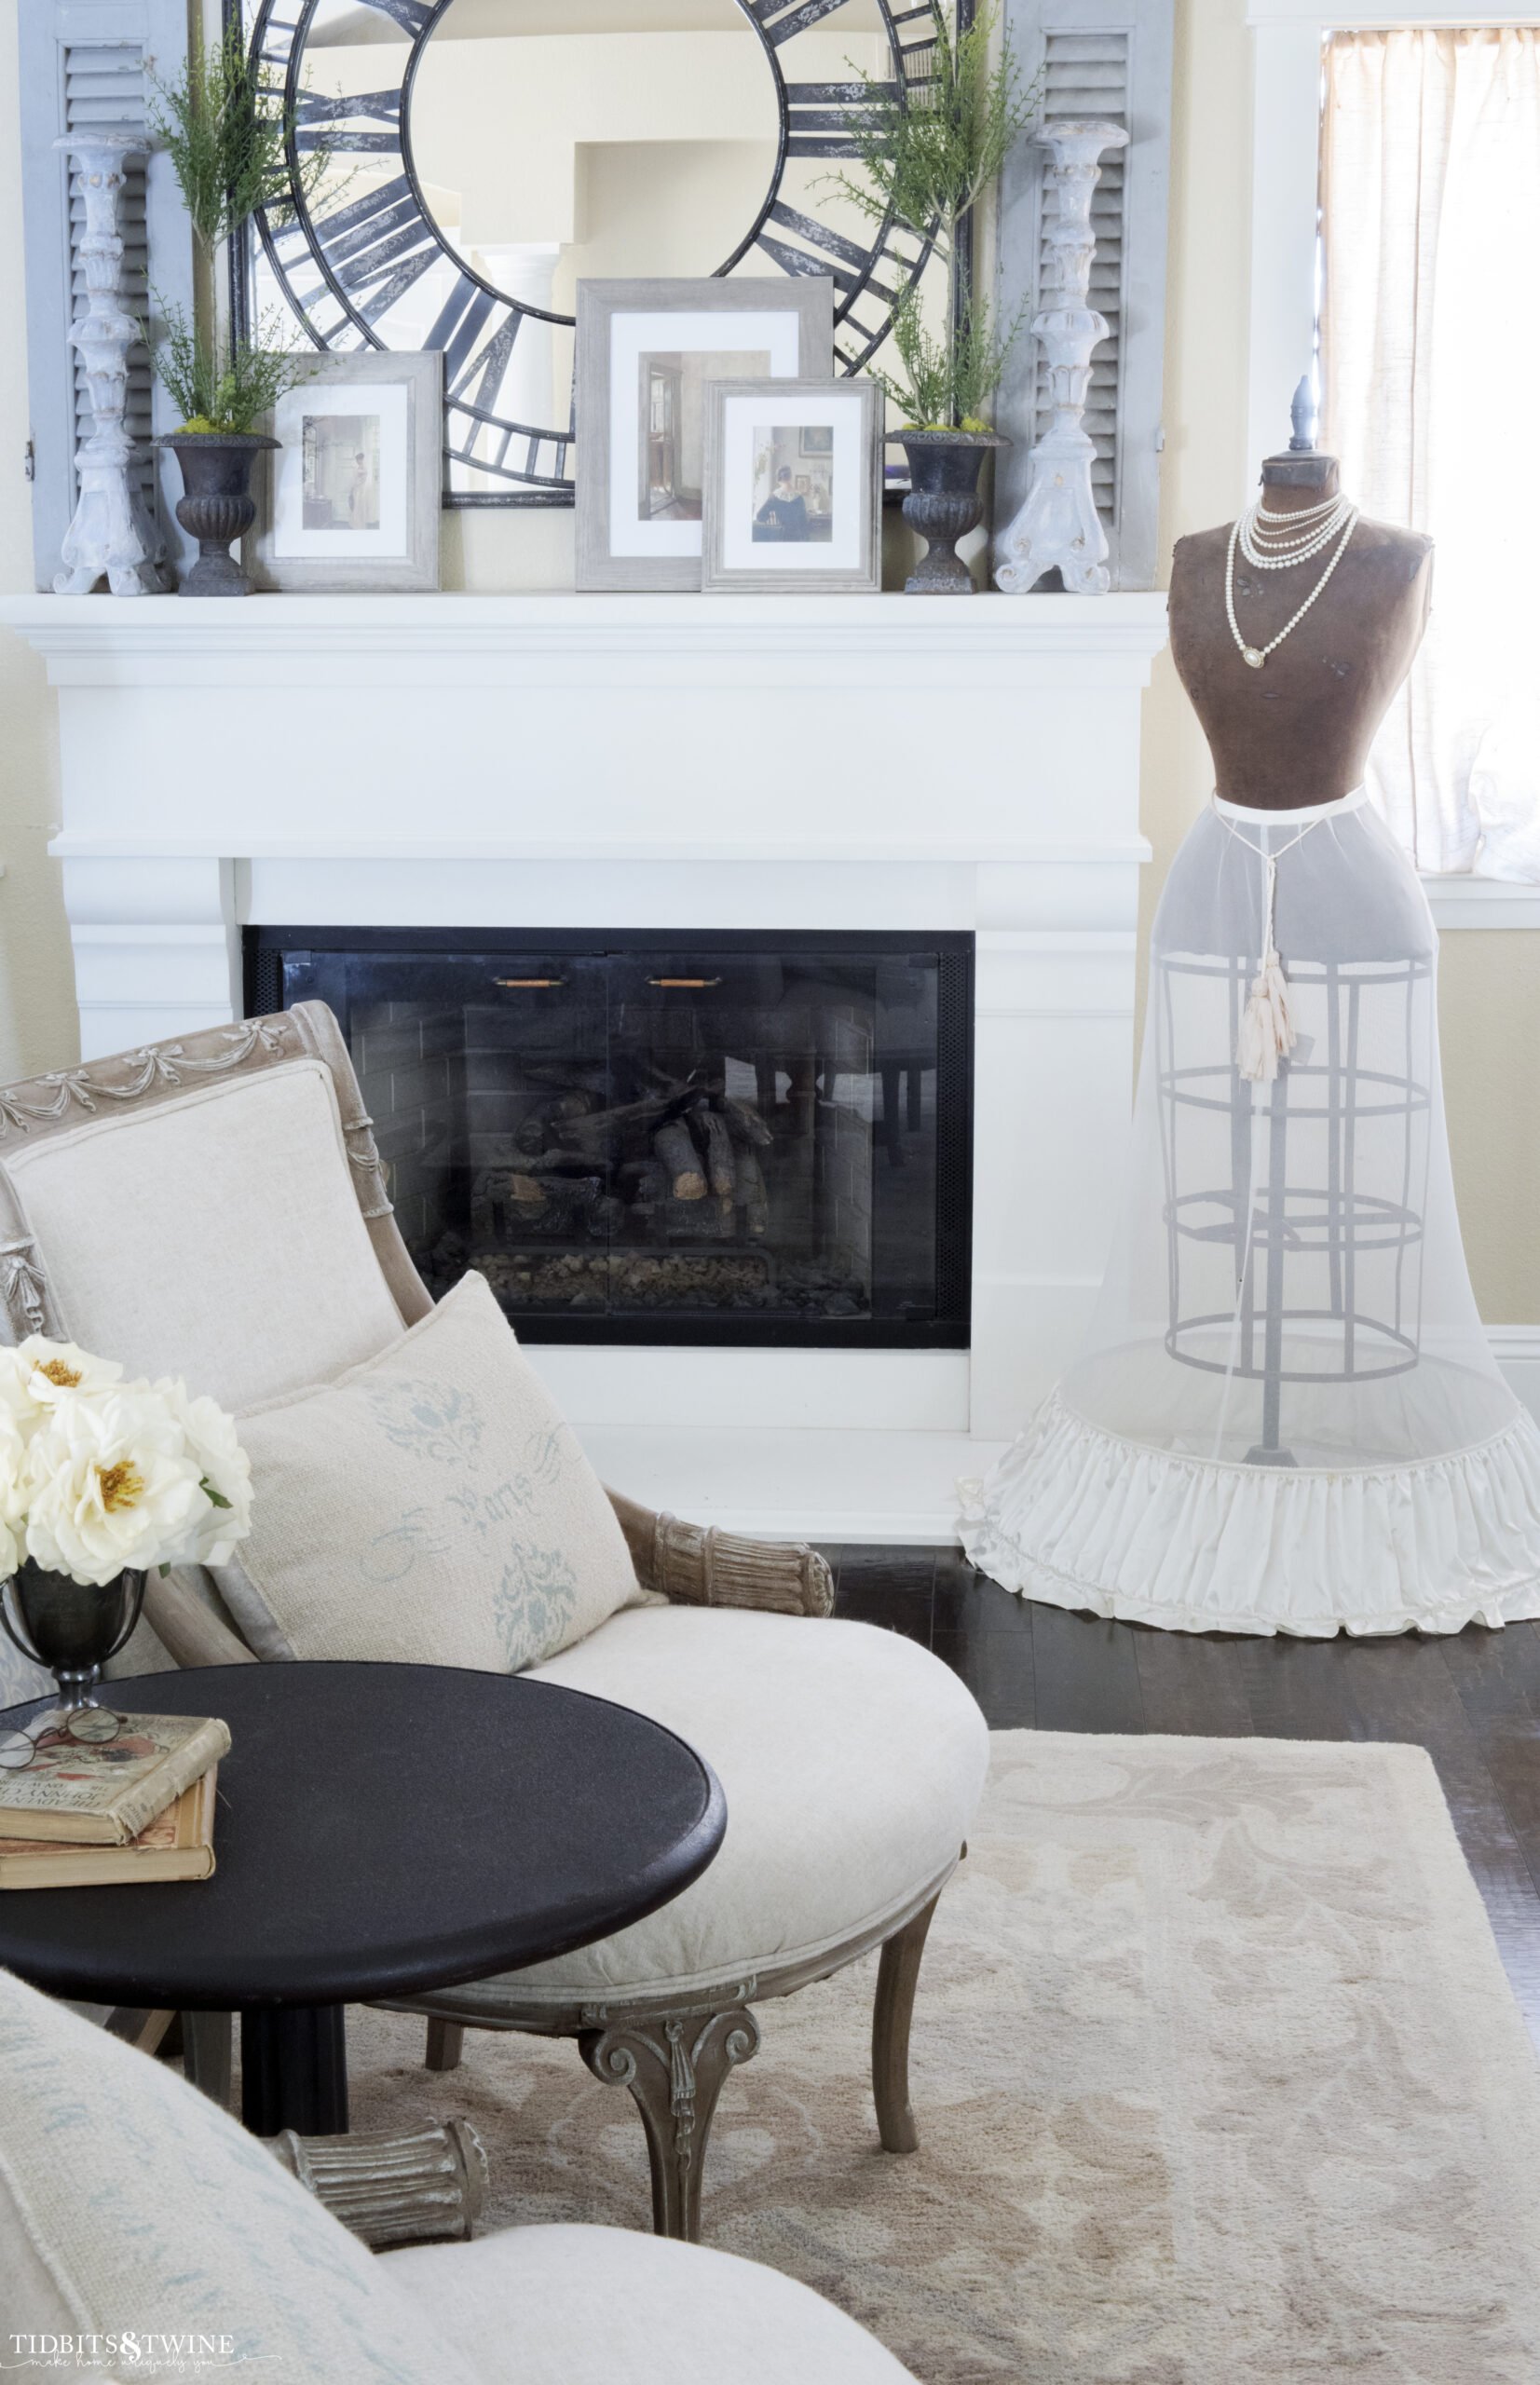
{"left": 241, "top": 0, "right": 947, "bottom": 503}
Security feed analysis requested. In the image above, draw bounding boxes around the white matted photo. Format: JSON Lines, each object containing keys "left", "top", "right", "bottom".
{"left": 575, "top": 279, "right": 835, "bottom": 592}
{"left": 701, "top": 378, "right": 881, "bottom": 595}
{"left": 246, "top": 351, "right": 443, "bottom": 593}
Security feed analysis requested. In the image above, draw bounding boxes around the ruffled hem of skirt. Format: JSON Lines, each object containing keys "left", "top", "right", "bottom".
{"left": 957, "top": 1392, "right": 1540, "bottom": 1638}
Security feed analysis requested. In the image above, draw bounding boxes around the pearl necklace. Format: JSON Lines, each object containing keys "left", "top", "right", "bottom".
{"left": 1225, "top": 501, "right": 1358, "bottom": 669}
{"left": 1253, "top": 493, "right": 1342, "bottom": 526}
{"left": 1238, "top": 494, "right": 1356, "bottom": 571}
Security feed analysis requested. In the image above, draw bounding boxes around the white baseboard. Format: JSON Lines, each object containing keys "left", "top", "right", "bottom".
{"left": 1490, "top": 1328, "right": 1540, "bottom": 1419}
{"left": 577, "top": 1427, "right": 1008, "bottom": 1547}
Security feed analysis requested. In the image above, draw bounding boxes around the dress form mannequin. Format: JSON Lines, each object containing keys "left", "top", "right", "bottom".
{"left": 959, "top": 436, "right": 1540, "bottom": 1635}
{"left": 1168, "top": 451, "right": 1433, "bottom": 811}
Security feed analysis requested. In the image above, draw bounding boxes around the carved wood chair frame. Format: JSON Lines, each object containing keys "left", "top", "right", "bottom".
{"left": 0, "top": 1002, "right": 957, "bottom": 2242}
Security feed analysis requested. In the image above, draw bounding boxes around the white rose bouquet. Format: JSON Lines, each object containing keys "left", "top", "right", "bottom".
{"left": 0, "top": 1337, "right": 252, "bottom": 1587}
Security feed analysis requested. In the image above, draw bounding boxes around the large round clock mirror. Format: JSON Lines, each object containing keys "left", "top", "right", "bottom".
{"left": 242, "top": 0, "right": 946, "bottom": 504}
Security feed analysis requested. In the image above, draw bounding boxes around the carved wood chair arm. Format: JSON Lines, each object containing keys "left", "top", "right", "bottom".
{"left": 143, "top": 1572, "right": 257, "bottom": 1670}
{"left": 266, "top": 2119, "right": 489, "bottom": 2250}
{"left": 606, "top": 1489, "right": 834, "bottom": 1618}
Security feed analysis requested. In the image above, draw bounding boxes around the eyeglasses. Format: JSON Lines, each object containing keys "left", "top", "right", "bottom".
{"left": 0, "top": 1705, "right": 123, "bottom": 1772}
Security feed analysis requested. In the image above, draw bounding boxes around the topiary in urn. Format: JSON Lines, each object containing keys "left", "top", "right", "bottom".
{"left": 148, "top": 27, "right": 330, "bottom": 595}
{"left": 830, "top": 5, "right": 1039, "bottom": 592}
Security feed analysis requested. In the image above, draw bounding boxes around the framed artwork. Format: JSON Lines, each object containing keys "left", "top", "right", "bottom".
{"left": 246, "top": 351, "right": 443, "bottom": 593}
{"left": 575, "top": 279, "right": 834, "bottom": 593}
{"left": 701, "top": 377, "right": 881, "bottom": 595}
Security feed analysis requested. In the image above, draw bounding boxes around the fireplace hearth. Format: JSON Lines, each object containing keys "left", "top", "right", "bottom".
{"left": 248, "top": 929, "right": 973, "bottom": 1350}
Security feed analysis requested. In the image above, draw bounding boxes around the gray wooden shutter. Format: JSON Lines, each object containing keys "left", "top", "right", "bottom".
{"left": 991, "top": 0, "right": 1174, "bottom": 591}
{"left": 20, "top": 1, "right": 194, "bottom": 590}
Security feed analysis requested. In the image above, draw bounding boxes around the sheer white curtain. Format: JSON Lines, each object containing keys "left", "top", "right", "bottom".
{"left": 1322, "top": 28, "right": 1540, "bottom": 876}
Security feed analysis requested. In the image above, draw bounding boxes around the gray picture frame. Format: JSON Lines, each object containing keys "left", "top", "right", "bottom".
{"left": 245, "top": 351, "right": 443, "bottom": 593}
{"left": 575, "top": 279, "right": 835, "bottom": 593}
{"left": 701, "top": 377, "right": 882, "bottom": 596}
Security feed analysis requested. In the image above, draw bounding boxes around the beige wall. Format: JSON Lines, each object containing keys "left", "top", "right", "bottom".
{"left": 0, "top": 0, "right": 75, "bottom": 1091}
{"left": 1, "top": 0, "right": 1534, "bottom": 1313}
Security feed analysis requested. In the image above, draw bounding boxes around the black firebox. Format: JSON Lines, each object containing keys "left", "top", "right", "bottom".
{"left": 245, "top": 928, "right": 973, "bottom": 1350}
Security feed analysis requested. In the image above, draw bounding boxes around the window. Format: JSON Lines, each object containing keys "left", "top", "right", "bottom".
{"left": 1321, "top": 26, "right": 1540, "bottom": 875}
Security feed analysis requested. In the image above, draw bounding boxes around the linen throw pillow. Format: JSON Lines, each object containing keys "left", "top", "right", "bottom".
{"left": 212, "top": 1271, "right": 645, "bottom": 1670}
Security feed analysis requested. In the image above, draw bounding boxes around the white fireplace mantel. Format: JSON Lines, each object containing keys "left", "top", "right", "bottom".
{"left": 2, "top": 590, "right": 1167, "bottom": 1539}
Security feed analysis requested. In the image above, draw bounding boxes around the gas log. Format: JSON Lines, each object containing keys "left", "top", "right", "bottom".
{"left": 488, "top": 1060, "right": 780, "bottom": 1237}
{"left": 653, "top": 1117, "right": 707, "bottom": 1200}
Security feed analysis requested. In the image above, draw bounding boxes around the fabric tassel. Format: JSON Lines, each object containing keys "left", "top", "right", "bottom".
{"left": 1218, "top": 828, "right": 1311, "bottom": 1083}
{"left": 1237, "top": 947, "right": 1297, "bottom": 1082}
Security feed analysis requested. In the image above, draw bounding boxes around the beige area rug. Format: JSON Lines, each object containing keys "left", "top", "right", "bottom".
{"left": 349, "top": 1733, "right": 1540, "bottom": 2383}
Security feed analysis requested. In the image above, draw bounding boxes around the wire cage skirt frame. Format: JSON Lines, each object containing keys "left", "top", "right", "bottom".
{"left": 1158, "top": 945, "right": 1434, "bottom": 1466}
{"left": 960, "top": 786, "right": 1540, "bottom": 1636}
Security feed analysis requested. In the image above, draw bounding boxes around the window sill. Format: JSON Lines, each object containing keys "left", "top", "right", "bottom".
{"left": 1422, "top": 874, "right": 1540, "bottom": 930}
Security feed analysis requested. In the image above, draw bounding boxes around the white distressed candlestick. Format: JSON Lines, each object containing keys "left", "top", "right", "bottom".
{"left": 52, "top": 130, "right": 167, "bottom": 598}
{"left": 994, "top": 119, "right": 1128, "bottom": 598}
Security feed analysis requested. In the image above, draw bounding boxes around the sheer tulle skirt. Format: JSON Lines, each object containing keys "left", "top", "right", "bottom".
{"left": 961, "top": 791, "right": 1540, "bottom": 1635}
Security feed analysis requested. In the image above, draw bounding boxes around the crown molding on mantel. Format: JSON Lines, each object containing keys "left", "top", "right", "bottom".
{"left": 0, "top": 590, "right": 1171, "bottom": 688}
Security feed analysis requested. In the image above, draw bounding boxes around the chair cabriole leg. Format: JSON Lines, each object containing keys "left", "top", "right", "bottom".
{"left": 872, "top": 1890, "right": 942, "bottom": 2155}
{"left": 579, "top": 1998, "right": 761, "bottom": 2242}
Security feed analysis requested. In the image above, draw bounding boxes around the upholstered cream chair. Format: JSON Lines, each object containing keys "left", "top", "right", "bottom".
{"left": 0, "top": 1006, "right": 988, "bottom": 2242}
{"left": 1, "top": 1963, "right": 920, "bottom": 2384}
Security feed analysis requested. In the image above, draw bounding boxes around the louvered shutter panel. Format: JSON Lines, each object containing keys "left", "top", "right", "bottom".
{"left": 20, "top": 2, "right": 194, "bottom": 591}
{"left": 992, "top": 0, "right": 1173, "bottom": 590}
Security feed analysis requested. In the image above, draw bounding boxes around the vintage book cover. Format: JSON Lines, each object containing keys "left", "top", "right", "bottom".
{"left": 0, "top": 1766, "right": 219, "bottom": 1888}
{"left": 0, "top": 1712, "right": 231, "bottom": 1845}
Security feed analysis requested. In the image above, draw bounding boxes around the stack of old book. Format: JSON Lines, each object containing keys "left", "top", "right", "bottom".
{"left": 0, "top": 1711, "right": 231, "bottom": 1889}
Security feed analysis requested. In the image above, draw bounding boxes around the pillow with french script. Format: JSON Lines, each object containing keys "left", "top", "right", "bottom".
{"left": 211, "top": 1271, "right": 647, "bottom": 1670}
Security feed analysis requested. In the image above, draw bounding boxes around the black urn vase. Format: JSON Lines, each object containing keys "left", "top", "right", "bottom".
{"left": 0, "top": 1562, "right": 146, "bottom": 1713}
{"left": 896, "top": 429, "right": 1011, "bottom": 594}
{"left": 160, "top": 432, "right": 279, "bottom": 597}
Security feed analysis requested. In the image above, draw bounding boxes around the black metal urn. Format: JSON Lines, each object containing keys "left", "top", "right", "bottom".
{"left": 896, "top": 429, "right": 1011, "bottom": 594}
{"left": 160, "top": 431, "right": 279, "bottom": 597}
{"left": 0, "top": 1562, "right": 147, "bottom": 1712}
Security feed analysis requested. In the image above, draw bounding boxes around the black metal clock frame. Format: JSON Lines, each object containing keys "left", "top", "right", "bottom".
{"left": 228, "top": 0, "right": 969, "bottom": 507}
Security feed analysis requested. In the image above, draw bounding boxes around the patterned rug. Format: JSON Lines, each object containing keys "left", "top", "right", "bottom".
{"left": 350, "top": 1732, "right": 1540, "bottom": 2383}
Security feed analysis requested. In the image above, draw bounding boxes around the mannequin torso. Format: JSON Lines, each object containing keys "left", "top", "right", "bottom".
{"left": 1168, "top": 455, "right": 1433, "bottom": 811}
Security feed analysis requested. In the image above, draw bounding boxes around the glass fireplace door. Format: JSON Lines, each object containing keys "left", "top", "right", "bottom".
{"left": 252, "top": 931, "right": 972, "bottom": 1350}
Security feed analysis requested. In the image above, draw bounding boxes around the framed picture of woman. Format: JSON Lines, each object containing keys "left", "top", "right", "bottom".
{"left": 701, "top": 377, "right": 880, "bottom": 595}
{"left": 575, "top": 279, "right": 835, "bottom": 592}
{"left": 246, "top": 351, "right": 443, "bottom": 593}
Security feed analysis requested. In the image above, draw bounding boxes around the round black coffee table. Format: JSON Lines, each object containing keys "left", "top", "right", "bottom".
{"left": 0, "top": 1663, "right": 724, "bottom": 2135}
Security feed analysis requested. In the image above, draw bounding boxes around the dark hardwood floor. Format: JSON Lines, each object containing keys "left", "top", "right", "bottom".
{"left": 827, "top": 1544, "right": 1540, "bottom": 2035}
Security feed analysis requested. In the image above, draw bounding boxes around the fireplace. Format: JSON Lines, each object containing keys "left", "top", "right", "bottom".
{"left": 247, "top": 929, "right": 973, "bottom": 1350}
{"left": 7, "top": 590, "right": 1166, "bottom": 1532}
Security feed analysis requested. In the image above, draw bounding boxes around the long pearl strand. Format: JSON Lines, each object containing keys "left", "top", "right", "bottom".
{"left": 1225, "top": 498, "right": 1359, "bottom": 670}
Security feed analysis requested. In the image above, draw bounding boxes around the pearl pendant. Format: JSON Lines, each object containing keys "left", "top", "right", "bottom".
{"left": 1242, "top": 646, "right": 1264, "bottom": 669}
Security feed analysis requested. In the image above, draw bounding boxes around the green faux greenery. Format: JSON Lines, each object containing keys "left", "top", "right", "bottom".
{"left": 871, "top": 287, "right": 1015, "bottom": 437}
{"left": 150, "top": 20, "right": 324, "bottom": 262}
{"left": 147, "top": 24, "right": 331, "bottom": 434}
{"left": 153, "top": 302, "right": 305, "bottom": 438}
{"left": 828, "top": 4, "right": 1040, "bottom": 430}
